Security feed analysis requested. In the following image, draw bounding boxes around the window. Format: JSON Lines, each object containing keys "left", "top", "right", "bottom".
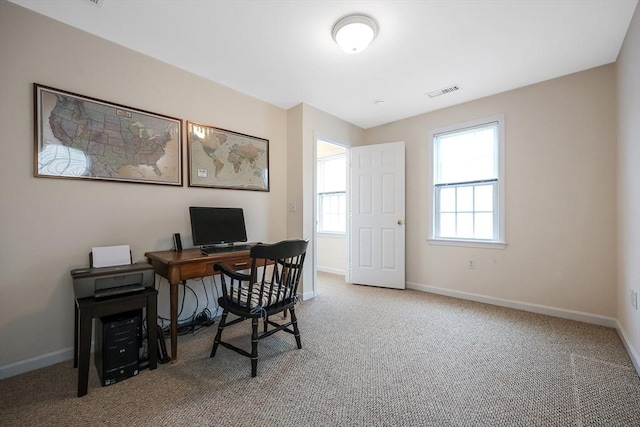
{"left": 317, "top": 153, "right": 346, "bottom": 233}
{"left": 429, "top": 115, "right": 505, "bottom": 247}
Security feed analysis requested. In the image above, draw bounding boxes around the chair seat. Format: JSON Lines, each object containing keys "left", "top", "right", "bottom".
{"left": 219, "top": 295, "right": 297, "bottom": 319}
{"left": 231, "top": 282, "right": 285, "bottom": 309}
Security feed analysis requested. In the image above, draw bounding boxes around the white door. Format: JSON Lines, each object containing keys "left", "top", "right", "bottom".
{"left": 349, "top": 141, "right": 405, "bottom": 289}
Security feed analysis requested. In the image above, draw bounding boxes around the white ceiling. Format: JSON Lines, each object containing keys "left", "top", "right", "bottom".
{"left": 10, "top": 0, "right": 638, "bottom": 129}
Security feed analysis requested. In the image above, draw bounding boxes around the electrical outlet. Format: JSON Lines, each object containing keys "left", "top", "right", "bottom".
{"left": 468, "top": 259, "right": 476, "bottom": 269}
{"left": 631, "top": 289, "right": 638, "bottom": 310}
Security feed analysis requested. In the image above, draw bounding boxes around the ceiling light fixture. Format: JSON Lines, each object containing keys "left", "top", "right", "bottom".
{"left": 332, "top": 14, "right": 378, "bottom": 54}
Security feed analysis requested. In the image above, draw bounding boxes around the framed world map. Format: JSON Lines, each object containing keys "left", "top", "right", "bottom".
{"left": 187, "top": 121, "right": 269, "bottom": 192}
{"left": 34, "top": 84, "right": 183, "bottom": 186}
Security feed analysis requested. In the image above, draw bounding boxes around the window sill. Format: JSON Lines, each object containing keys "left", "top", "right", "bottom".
{"left": 317, "top": 232, "right": 345, "bottom": 238}
{"left": 427, "top": 238, "right": 507, "bottom": 249}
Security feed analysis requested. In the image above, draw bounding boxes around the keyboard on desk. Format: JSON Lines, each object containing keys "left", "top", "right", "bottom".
{"left": 201, "top": 244, "right": 253, "bottom": 255}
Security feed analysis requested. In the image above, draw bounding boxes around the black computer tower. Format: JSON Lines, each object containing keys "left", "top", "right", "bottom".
{"left": 95, "top": 309, "right": 141, "bottom": 386}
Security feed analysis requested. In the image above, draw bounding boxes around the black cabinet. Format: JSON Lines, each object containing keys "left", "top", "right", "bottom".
{"left": 95, "top": 309, "right": 141, "bottom": 386}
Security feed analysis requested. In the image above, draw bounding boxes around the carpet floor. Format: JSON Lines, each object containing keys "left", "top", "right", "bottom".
{"left": 1, "top": 273, "right": 639, "bottom": 426}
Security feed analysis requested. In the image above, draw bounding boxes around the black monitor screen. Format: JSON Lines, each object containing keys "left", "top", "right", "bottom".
{"left": 189, "top": 207, "right": 248, "bottom": 246}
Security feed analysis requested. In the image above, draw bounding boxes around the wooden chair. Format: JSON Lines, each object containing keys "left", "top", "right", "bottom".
{"left": 210, "top": 239, "right": 308, "bottom": 376}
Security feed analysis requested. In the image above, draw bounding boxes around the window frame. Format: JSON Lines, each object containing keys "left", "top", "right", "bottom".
{"left": 317, "top": 153, "right": 347, "bottom": 235}
{"left": 428, "top": 114, "right": 507, "bottom": 249}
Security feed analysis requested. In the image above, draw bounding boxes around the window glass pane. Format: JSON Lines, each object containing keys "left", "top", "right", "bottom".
{"left": 474, "top": 184, "right": 493, "bottom": 212}
{"left": 329, "top": 195, "right": 337, "bottom": 212}
{"left": 327, "top": 214, "right": 336, "bottom": 231}
{"left": 457, "top": 213, "right": 474, "bottom": 238}
{"left": 321, "top": 157, "right": 346, "bottom": 192}
{"left": 475, "top": 213, "right": 494, "bottom": 239}
{"left": 317, "top": 163, "right": 325, "bottom": 193}
{"left": 440, "top": 187, "right": 456, "bottom": 212}
{"left": 439, "top": 213, "right": 456, "bottom": 237}
{"left": 456, "top": 186, "right": 473, "bottom": 212}
{"left": 318, "top": 192, "right": 346, "bottom": 233}
{"left": 435, "top": 124, "right": 497, "bottom": 184}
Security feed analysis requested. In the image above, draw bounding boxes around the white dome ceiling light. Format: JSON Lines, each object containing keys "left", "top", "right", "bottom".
{"left": 332, "top": 14, "right": 378, "bottom": 54}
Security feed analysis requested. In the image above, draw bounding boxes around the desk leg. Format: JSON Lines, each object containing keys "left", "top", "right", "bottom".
{"left": 170, "top": 281, "right": 178, "bottom": 364}
{"left": 77, "top": 309, "right": 93, "bottom": 397}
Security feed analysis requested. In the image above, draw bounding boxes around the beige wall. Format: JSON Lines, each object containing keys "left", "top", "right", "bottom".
{"left": 294, "top": 104, "right": 364, "bottom": 297}
{"left": 616, "top": 3, "right": 640, "bottom": 368}
{"left": 317, "top": 235, "right": 346, "bottom": 275}
{"left": 0, "top": 1, "right": 288, "bottom": 368}
{"left": 286, "top": 104, "right": 304, "bottom": 241}
{"left": 364, "top": 65, "right": 618, "bottom": 318}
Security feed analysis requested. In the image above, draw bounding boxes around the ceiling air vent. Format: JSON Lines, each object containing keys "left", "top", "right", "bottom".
{"left": 87, "top": 0, "right": 104, "bottom": 6}
{"left": 427, "top": 85, "right": 460, "bottom": 98}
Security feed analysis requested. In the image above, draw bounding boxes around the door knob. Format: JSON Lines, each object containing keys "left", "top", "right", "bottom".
{"left": 397, "top": 219, "right": 404, "bottom": 225}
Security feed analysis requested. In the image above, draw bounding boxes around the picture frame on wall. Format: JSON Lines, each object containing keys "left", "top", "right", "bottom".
{"left": 34, "top": 83, "right": 183, "bottom": 186}
{"left": 187, "top": 121, "right": 269, "bottom": 192}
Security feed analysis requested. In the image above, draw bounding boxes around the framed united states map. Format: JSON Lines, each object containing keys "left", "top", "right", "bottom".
{"left": 34, "top": 84, "right": 183, "bottom": 186}
{"left": 187, "top": 121, "right": 269, "bottom": 191}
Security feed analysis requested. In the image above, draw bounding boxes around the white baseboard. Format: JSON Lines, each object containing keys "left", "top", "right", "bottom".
{"left": 317, "top": 266, "right": 345, "bottom": 276}
{"left": 0, "top": 347, "right": 74, "bottom": 380}
{"left": 302, "top": 290, "right": 316, "bottom": 301}
{"left": 615, "top": 320, "right": 640, "bottom": 376}
{"left": 406, "top": 281, "right": 618, "bottom": 328}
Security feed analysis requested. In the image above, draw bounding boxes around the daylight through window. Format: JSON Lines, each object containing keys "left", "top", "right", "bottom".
{"left": 431, "top": 115, "right": 505, "bottom": 245}
{"left": 317, "top": 153, "right": 346, "bottom": 233}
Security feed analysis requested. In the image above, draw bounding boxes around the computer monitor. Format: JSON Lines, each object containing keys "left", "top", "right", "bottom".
{"left": 189, "top": 207, "right": 248, "bottom": 247}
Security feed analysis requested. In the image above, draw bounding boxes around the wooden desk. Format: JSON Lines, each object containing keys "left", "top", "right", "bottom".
{"left": 145, "top": 248, "right": 254, "bottom": 363}
{"left": 74, "top": 288, "right": 158, "bottom": 397}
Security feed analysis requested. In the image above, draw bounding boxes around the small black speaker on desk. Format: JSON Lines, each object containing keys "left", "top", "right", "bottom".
{"left": 173, "top": 233, "right": 182, "bottom": 251}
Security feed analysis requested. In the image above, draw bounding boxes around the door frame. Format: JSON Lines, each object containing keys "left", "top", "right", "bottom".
{"left": 313, "top": 134, "right": 352, "bottom": 293}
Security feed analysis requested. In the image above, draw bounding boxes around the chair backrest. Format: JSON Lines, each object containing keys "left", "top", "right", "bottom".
{"left": 218, "top": 239, "right": 308, "bottom": 313}
{"left": 248, "top": 239, "right": 308, "bottom": 305}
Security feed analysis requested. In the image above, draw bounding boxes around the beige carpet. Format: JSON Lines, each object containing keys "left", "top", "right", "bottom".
{"left": 1, "top": 273, "right": 639, "bottom": 426}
